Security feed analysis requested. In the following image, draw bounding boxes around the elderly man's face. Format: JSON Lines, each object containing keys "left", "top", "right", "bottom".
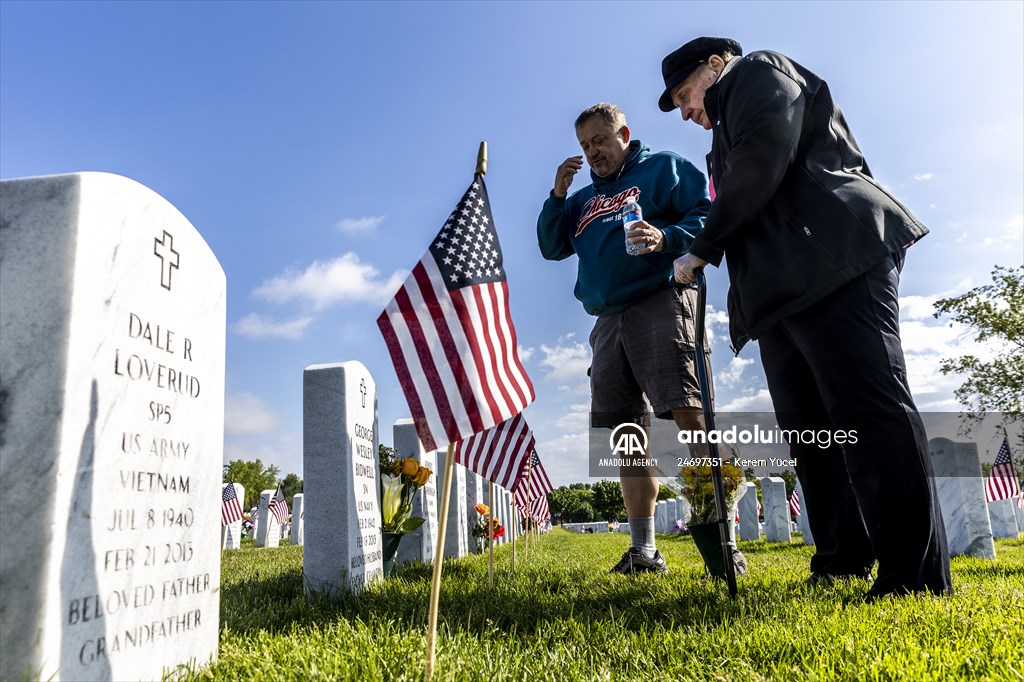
{"left": 576, "top": 117, "right": 630, "bottom": 178}
{"left": 670, "top": 64, "right": 719, "bottom": 130}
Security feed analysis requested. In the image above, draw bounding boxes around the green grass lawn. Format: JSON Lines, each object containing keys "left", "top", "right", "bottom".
{"left": 184, "top": 530, "right": 1024, "bottom": 681}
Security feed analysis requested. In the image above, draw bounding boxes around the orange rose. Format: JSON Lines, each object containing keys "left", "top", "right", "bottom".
{"left": 412, "top": 466, "right": 432, "bottom": 486}
{"left": 401, "top": 458, "right": 419, "bottom": 477}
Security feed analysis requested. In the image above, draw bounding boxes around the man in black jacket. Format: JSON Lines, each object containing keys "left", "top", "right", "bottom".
{"left": 659, "top": 37, "right": 952, "bottom": 600}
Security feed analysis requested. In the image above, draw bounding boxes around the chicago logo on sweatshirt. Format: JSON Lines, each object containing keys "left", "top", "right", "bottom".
{"left": 575, "top": 186, "right": 641, "bottom": 237}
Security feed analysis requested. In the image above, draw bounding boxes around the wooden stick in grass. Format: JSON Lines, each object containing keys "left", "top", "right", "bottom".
{"left": 488, "top": 480, "right": 495, "bottom": 589}
{"left": 425, "top": 441, "right": 455, "bottom": 681}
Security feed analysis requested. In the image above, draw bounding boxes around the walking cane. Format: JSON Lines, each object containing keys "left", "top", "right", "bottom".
{"left": 688, "top": 269, "right": 738, "bottom": 597}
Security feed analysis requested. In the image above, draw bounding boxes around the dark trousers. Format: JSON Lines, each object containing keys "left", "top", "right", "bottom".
{"left": 758, "top": 254, "right": 952, "bottom": 595}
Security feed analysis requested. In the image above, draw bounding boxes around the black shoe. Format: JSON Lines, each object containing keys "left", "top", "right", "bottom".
{"left": 610, "top": 547, "right": 669, "bottom": 575}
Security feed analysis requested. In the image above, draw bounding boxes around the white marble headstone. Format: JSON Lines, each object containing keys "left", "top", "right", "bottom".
{"left": 0, "top": 173, "right": 224, "bottom": 681}
{"left": 222, "top": 483, "right": 245, "bottom": 550}
{"left": 465, "top": 470, "right": 485, "bottom": 552}
{"left": 987, "top": 499, "right": 1020, "bottom": 539}
{"left": 666, "top": 499, "right": 678, "bottom": 529}
{"left": 1015, "top": 498, "right": 1024, "bottom": 534}
{"left": 677, "top": 497, "right": 691, "bottom": 528}
{"left": 437, "top": 451, "right": 468, "bottom": 558}
{"left": 929, "top": 438, "right": 995, "bottom": 558}
{"left": 303, "top": 362, "right": 382, "bottom": 596}
{"left": 255, "top": 489, "right": 282, "bottom": 548}
{"left": 762, "top": 477, "right": 791, "bottom": 542}
{"left": 737, "top": 482, "right": 760, "bottom": 541}
{"left": 394, "top": 420, "right": 438, "bottom": 566}
{"left": 290, "top": 494, "right": 304, "bottom": 546}
{"left": 655, "top": 500, "right": 669, "bottom": 534}
{"left": 794, "top": 480, "right": 814, "bottom": 545}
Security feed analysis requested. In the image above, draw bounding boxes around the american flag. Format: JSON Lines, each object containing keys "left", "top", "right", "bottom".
{"left": 221, "top": 483, "right": 243, "bottom": 526}
{"left": 454, "top": 413, "right": 535, "bottom": 490}
{"left": 513, "top": 450, "right": 553, "bottom": 507}
{"left": 529, "top": 495, "right": 550, "bottom": 522}
{"left": 985, "top": 436, "right": 1021, "bottom": 503}
{"left": 251, "top": 507, "right": 259, "bottom": 523}
{"left": 789, "top": 488, "right": 801, "bottom": 517}
{"left": 377, "top": 175, "right": 535, "bottom": 452}
{"left": 270, "top": 487, "right": 290, "bottom": 525}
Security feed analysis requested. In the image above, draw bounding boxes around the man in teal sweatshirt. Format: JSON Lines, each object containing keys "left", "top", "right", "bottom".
{"left": 539, "top": 103, "right": 743, "bottom": 576}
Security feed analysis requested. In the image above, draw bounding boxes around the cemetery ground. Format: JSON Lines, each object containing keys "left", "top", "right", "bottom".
{"left": 185, "top": 530, "right": 1023, "bottom": 681}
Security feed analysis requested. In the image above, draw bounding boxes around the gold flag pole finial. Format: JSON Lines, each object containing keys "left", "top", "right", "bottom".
{"left": 476, "top": 141, "right": 487, "bottom": 176}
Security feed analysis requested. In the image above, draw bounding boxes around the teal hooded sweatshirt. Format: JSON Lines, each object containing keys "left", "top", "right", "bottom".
{"left": 537, "top": 140, "right": 711, "bottom": 317}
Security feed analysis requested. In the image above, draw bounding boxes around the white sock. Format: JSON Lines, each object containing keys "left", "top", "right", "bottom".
{"left": 629, "top": 516, "right": 657, "bottom": 557}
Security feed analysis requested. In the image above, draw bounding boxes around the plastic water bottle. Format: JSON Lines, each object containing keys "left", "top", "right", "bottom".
{"left": 622, "top": 200, "right": 643, "bottom": 255}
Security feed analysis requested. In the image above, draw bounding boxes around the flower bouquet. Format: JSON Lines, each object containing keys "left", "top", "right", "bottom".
{"left": 677, "top": 459, "right": 746, "bottom": 580}
{"left": 469, "top": 503, "right": 505, "bottom": 551}
{"left": 379, "top": 448, "right": 433, "bottom": 576}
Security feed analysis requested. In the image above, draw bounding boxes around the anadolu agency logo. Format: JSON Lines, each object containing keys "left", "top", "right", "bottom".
{"left": 609, "top": 423, "right": 648, "bottom": 457}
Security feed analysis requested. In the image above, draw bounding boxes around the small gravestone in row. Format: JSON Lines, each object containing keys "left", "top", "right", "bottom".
{"left": 255, "top": 489, "right": 281, "bottom": 548}
{"left": 677, "top": 497, "right": 691, "bottom": 528}
{"left": 0, "top": 173, "right": 224, "bottom": 681}
{"left": 794, "top": 480, "right": 814, "bottom": 545}
{"left": 762, "top": 477, "right": 791, "bottom": 542}
{"left": 666, "top": 499, "right": 678, "bottom": 530}
{"left": 737, "top": 482, "right": 760, "bottom": 541}
{"left": 222, "top": 482, "right": 245, "bottom": 550}
{"left": 303, "top": 361, "right": 382, "bottom": 597}
{"left": 988, "top": 499, "right": 1019, "bottom": 539}
{"left": 1016, "top": 499, "right": 1024, "bottom": 534}
{"left": 465, "top": 469, "right": 485, "bottom": 552}
{"left": 617, "top": 522, "right": 630, "bottom": 534}
{"left": 655, "top": 500, "right": 669, "bottom": 534}
{"left": 437, "top": 450, "right": 468, "bottom": 558}
{"left": 291, "top": 494, "right": 304, "bottom": 546}
{"left": 929, "top": 438, "right": 995, "bottom": 558}
{"left": 394, "top": 420, "right": 438, "bottom": 566}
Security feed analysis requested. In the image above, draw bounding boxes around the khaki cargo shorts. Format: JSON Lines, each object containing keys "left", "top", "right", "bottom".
{"left": 589, "top": 285, "right": 712, "bottom": 428}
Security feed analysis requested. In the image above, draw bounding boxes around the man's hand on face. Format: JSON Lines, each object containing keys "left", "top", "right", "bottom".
{"left": 626, "top": 221, "right": 666, "bottom": 254}
{"left": 553, "top": 156, "right": 584, "bottom": 198}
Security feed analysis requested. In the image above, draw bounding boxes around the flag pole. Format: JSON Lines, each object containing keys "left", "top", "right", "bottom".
{"left": 425, "top": 442, "right": 455, "bottom": 681}
{"left": 477, "top": 141, "right": 487, "bottom": 176}
{"left": 511, "top": 504, "right": 517, "bottom": 572}
{"left": 488, "top": 480, "right": 496, "bottom": 589}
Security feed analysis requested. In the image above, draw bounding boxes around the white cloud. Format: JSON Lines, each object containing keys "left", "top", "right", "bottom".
{"left": 982, "top": 213, "right": 1024, "bottom": 249}
{"left": 535, "top": 432, "right": 589, "bottom": 487}
{"left": 719, "top": 357, "right": 753, "bottom": 388}
{"left": 224, "top": 391, "right": 282, "bottom": 435}
{"left": 232, "top": 313, "right": 314, "bottom": 340}
{"left": 719, "top": 389, "right": 774, "bottom": 412}
{"left": 517, "top": 345, "right": 535, "bottom": 363}
{"left": 253, "top": 252, "right": 406, "bottom": 310}
{"left": 704, "top": 306, "right": 729, "bottom": 345}
{"left": 914, "top": 173, "right": 935, "bottom": 181}
{"left": 539, "top": 335, "right": 591, "bottom": 384}
{"left": 554, "top": 402, "right": 591, "bottom": 430}
{"left": 335, "top": 216, "right": 385, "bottom": 234}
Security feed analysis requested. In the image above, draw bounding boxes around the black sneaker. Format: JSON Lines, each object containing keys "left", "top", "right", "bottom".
{"left": 610, "top": 547, "right": 668, "bottom": 575}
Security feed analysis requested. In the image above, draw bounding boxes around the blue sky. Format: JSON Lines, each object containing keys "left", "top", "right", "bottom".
{"left": 2, "top": 1, "right": 1021, "bottom": 488}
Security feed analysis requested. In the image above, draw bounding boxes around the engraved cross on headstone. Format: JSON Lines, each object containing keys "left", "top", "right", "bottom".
{"left": 154, "top": 230, "right": 180, "bottom": 291}
{"left": 360, "top": 378, "right": 367, "bottom": 408}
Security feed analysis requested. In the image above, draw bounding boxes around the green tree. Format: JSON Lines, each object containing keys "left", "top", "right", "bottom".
{"left": 548, "top": 486, "right": 596, "bottom": 523}
{"left": 280, "top": 473, "right": 303, "bottom": 507}
{"left": 223, "top": 459, "right": 280, "bottom": 509}
{"left": 590, "top": 480, "right": 626, "bottom": 521}
{"left": 934, "top": 264, "right": 1023, "bottom": 449}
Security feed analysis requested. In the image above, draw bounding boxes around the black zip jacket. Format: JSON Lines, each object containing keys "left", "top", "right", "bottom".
{"left": 688, "top": 51, "right": 929, "bottom": 353}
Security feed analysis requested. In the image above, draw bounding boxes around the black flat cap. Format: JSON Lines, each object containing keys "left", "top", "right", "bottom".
{"left": 659, "top": 37, "right": 743, "bottom": 112}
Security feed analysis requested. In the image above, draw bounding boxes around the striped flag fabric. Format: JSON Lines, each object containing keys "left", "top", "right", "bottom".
{"left": 221, "top": 483, "right": 243, "bottom": 527}
{"left": 252, "top": 507, "right": 260, "bottom": 523}
{"left": 454, "top": 413, "right": 535, "bottom": 490}
{"left": 529, "top": 495, "right": 550, "bottom": 522}
{"left": 270, "top": 487, "right": 290, "bottom": 525}
{"left": 377, "top": 175, "right": 535, "bottom": 452}
{"left": 512, "top": 450, "right": 553, "bottom": 506}
{"left": 985, "top": 436, "right": 1021, "bottom": 503}
{"left": 789, "top": 488, "right": 801, "bottom": 517}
